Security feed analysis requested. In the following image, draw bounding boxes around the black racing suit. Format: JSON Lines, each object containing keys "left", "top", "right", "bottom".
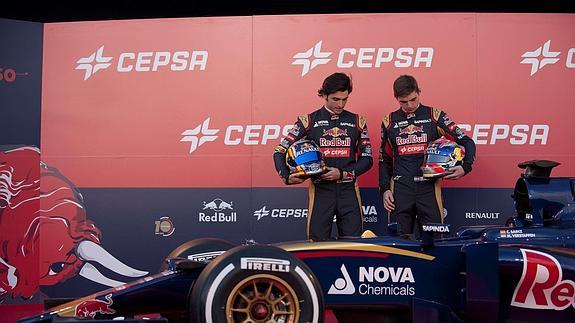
{"left": 274, "top": 107, "right": 373, "bottom": 241}
{"left": 379, "top": 104, "right": 476, "bottom": 237}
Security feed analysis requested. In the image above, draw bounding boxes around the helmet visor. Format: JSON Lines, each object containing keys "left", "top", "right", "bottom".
{"left": 294, "top": 151, "right": 322, "bottom": 166}
{"left": 425, "top": 154, "right": 450, "bottom": 164}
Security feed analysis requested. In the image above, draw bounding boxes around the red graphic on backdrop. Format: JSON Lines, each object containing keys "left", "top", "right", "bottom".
{"left": 0, "top": 147, "right": 147, "bottom": 300}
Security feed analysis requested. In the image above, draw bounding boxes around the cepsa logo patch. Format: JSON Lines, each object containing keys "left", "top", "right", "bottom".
{"left": 512, "top": 249, "right": 575, "bottom": 310}
{"left": 76, "top": 46, "right": 208, "bottom": 80}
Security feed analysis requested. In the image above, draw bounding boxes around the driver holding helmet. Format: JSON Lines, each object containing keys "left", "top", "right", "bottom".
{"left": 379, "top": 75, "right": 476, "bottom": 239}
{"left": 273, "top": 72, "right": 373, "bottom": 241}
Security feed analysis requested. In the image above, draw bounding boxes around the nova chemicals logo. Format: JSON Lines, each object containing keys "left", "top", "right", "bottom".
{"left": 76, "top": 46, "right": 208, "bottom": 80}
{"left": 292, "top": 40, "right": 434, "bottom": 77}
{"left": 328, "top": 264, "right": 355, "bottom": 295}
{"left": 329, "top": 264, "right": 416, "bottom": 296}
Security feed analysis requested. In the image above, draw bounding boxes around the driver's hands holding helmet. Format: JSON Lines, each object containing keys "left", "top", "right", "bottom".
{"left": 289, "top": 166, "right": 339, "bottom": 183}
{"left": 287, "top": 173, "right": 307, "bottom": 184}
{"left": 382, "top": 138, "right": 467, "bottom": 211}
{"left": 443, "top": 165, "right": 465, "bottom": 180}
{"left": 320, "top": 167, "right": 342, "bottom": 181}
{"left": 422, "top": 137, "right": 467, "bottom": 180}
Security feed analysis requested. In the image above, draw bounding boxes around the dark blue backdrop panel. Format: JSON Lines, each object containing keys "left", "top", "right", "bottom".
{"left": 40, "top": 186, "right": 515, "bottom": 298}
{"left": 0, "top": 19, "right": 43, "bottom": 147}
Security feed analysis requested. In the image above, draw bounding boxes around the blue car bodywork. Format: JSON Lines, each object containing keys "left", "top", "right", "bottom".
{"left": 21, "top": 161, "right": 575, "bottom": 322}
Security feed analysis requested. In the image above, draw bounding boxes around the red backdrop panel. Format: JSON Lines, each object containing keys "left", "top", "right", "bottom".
{"left": 42, "top": 18, "right": 253, "bottom": 187}
{"left": 41, "top": 14, "right": 575, "bottom": 188}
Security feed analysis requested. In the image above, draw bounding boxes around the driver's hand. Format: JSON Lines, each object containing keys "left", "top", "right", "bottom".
{"left": 444, "top": 165, "right": 465, "bottom": 180}
{"left": 287, "top": 173, "right": 307, "bottom": 184}
{"left": 319, "top": 167, "right": 341, "bottom": 181}
{"left": 383, "top": 190, "right": 395, "bottom": 213}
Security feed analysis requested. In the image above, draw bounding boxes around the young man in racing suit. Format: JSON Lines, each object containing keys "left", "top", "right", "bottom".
{"left": 274, "top": 73, "right": 373, "bottom": 241}
{"left": 379, "top": 75, "right": 476, "bottom": 239}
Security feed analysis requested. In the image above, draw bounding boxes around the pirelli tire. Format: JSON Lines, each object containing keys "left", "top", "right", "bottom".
{"left": 189, "top": 244, "right": 324, "bottom": 323}
{"left": 159, "top": 238, "right": 235, "bottom": 272}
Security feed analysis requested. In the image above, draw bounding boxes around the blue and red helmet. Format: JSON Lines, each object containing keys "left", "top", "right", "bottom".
{"left": 421, "top": 137, "right": 465, "bottom": 178}
{"left": 286, "top": 139, "right": 326, "bottom": 177}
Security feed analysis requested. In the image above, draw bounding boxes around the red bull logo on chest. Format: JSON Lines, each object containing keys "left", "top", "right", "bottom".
{"left": 323, "top": 127, "right": 348, "bottom": 138}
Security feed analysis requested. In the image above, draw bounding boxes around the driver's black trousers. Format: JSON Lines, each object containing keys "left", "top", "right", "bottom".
{"left": 307, "top": 181, "right": 363, "bottom": 241}
{"left": 390, "top": 177, "right": 444, "bottom": 238}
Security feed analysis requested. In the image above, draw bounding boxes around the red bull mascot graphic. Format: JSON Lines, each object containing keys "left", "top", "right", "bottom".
{"left": 0, "top": 146, "right": 147, "bottom": 302}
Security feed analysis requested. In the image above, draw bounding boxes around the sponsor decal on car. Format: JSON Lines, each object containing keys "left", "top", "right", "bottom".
{"left": 240, "top": 257, "right": 290, "bottom": 272}
{"left": 188, "top": 251, "right": 226, "bottom": 263}
{"left": 75, "top": 293, "right": 115, "bottom": 318}
{"left": 328, "top": 264, "right": 416, "bottom": 296}
{"left": 422, "top": 224, "right": 450, "bottom": 233}
{"left": 512, "top": 249, "right": 575, "bottom": 310}
{"left": 499, "top": 229, "right": 536, "bottom": 238}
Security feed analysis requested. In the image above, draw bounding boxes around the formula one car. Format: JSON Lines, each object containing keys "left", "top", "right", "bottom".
{"left": 20, "top": 160, "right": 575, "bottom": 323}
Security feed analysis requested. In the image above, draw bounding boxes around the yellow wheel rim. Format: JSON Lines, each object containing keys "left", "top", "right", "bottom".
{"left": 225, "top": 274, "right": 300, "bottom": 323}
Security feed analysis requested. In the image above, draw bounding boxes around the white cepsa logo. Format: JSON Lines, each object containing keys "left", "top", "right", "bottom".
{"left": 520, "top": 40, "right": 575, "bottom": 76}
{"left": 292, "top": 40, "right": 434, "bottom": 76}
{"left": 76, "top": 45, "right": 208, "bottom": 80}
{"left": 253, "top": 206, "right": 308, "bottom": 221}
{"left": 181, "top": 118, "right": 293, "bottom": 154}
